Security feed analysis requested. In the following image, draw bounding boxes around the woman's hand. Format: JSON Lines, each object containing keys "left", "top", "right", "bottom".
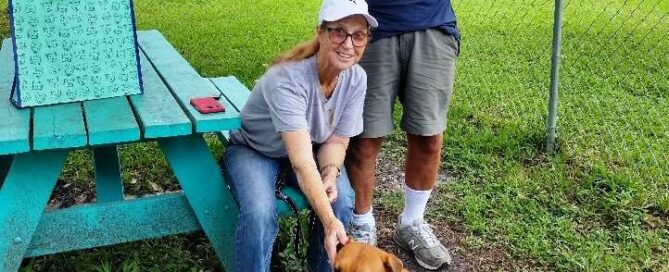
{"left": 324, "top": 218, "right": 349, "bottom": 266}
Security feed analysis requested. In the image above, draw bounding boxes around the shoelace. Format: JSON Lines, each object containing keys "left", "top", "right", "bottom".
{"left": 416, "top": 222, "right": 439, "bottom": 248}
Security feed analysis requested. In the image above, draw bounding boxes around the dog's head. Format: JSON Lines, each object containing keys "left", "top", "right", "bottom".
{"left": 334, "top": 240, "right": 408, "bottom": 272}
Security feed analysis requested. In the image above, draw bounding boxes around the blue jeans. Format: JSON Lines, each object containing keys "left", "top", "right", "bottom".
{"left": 222, "top": 143, "right": 354, "bottom": 272}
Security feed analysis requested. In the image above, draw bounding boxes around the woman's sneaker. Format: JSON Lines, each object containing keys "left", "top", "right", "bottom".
{"left": 349, "top": 221, "right": 377, "bottom": 246}
{"left": 394, "top": 219, "right": 452, "bottom": 270}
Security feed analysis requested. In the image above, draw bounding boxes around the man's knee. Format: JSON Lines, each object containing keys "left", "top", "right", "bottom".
{"left": 409, "top": 134, "right": 443, "bottom": 155}
{"left": 348, "top": 137, "right": 383, "bottom": 162}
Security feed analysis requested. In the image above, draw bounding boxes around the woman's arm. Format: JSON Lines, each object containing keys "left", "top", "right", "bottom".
{"left": 316, "top": 134, "right": 350, "bottom": 201}
{"left": 281, "top": 130, "right": 336, "bottom": 224}
{"left": 281, "top": 130, "right": 348, "bottom": 264}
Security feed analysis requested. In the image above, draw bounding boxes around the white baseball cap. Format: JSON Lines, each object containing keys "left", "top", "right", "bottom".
{"left": 318, "top": 0, "right": 378, "bottom": 28}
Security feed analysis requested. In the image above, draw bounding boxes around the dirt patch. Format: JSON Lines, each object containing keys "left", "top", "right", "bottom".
{"left": 47, "top": 179, "right": 95, "bottom": 210}
{"left": 373, "top": 149, "right": 527, "bottom": 271}
{"left": 375, "top": 206, "right": 517, "bottom": 272}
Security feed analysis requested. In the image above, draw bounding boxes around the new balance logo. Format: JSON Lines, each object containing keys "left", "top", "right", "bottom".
{"left": 408, "top": 239, "right": 419, "bottom": 251}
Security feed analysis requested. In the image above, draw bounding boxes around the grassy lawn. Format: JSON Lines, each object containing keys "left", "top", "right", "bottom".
{"left": 1, "top": 0, "right": 668, "bottom": 271}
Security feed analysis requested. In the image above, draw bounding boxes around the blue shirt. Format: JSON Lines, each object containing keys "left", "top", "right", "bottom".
{"left": 367, "top": 0, "right": 460, "bottom": 42}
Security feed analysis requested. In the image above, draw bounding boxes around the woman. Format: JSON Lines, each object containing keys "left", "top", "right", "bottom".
{"left": 221, "top": 0, "right": 378, "bottom": 271}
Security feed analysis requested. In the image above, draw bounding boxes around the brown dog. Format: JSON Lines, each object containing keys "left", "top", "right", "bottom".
{"left": 334, "top": 240, "right": 409, "bottom": 272}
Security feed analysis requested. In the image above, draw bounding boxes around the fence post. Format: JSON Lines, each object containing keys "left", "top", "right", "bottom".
{"left": 546, "top": 0, "right": 565, "bottom": 153}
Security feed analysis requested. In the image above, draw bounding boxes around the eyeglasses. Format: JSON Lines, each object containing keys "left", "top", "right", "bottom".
{"left": 326, "top": 27, "right": 370, "bottom": 47}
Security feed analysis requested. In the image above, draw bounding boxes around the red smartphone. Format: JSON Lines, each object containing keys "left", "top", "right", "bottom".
{"left": 190, "top": 97, "right": 225, "bottom": 114}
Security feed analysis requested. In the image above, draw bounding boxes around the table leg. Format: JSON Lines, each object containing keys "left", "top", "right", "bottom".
{"left": 0, "top": 150, "right": 68, "bottom": 272}
{"left": 158, "top": 135, "right": 238, "bottom": 271}
{"left": 93, "top": 146, "right": 124, "bottom": 202}
{"left": 0, "top": 155, "right": 12, "bottom": 188}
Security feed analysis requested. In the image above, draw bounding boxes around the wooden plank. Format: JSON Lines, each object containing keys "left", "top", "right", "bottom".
{"left": 0, "top": 39, "right": 30, "bottom": 156}
{"left": 137, "top": 30, "right": 240, "bottom": 133}
{"left": 83, "top": 97, "right": 140, "bottom": 146}
{"left": 32, "top": 103, "right": 87, "bottom": 151}
{"left": 26, "top": 193, "right": 200, "bottom": 257}
{"left": 0, "top": 150, "right": 68, "bottom": 271}
{"left": 209, "top": 76, "right": 250, "bottom": 113}
{"left": 158, "top": 135, "right": 238, "bottom": 271}
{"left": 93, "top": 146, "right": 124, "bottom": 203}
{"left": 128, "top": 50, "right": 192, "bottom": 139}
{"left": 208, "top": 76, "right": 243, "bottom": 150}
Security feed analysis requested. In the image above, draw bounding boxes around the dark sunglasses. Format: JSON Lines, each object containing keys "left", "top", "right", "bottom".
{"left": 326, "top": 27, "right": 370, "bottom": 47}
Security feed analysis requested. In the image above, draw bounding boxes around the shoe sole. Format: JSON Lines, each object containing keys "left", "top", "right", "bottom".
{"left": 393, "top": 232, "right": 448, "bottom": 271}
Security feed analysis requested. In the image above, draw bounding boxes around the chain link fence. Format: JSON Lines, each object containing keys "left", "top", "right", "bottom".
{"left": 558, "top": 0, "right": 669, "bottom": 187}
{"left": 448, "top": 1, "right": 668, "bottom": 268}
{"left": 452, "top": 0, "right": 668, "bottom": 205}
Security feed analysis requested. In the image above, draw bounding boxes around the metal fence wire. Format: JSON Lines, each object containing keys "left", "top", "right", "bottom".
{"left": 451, "top": 0, "right": 668, "bottom": 203}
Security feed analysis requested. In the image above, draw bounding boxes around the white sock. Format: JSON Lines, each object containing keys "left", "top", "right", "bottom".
{"left": 400, "top": 185, "right": 432, "bottom": 226}
{"left": 352, "top": 207, "right": 376, "bottom": 226}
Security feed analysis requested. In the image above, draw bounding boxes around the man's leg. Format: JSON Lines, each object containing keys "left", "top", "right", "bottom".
{"left": 405, "top": 133, "right": 442, "bottom": 190}
{"left": 394, "top": 28, "right": 458, "bottom": 270}
{"left": 347, "top": 33, "right": 401, "bottom": 245}
{"left": 394, "top": 133, "right": 452, "bottom": 270}
{"left": 346, "top": 137, "right": 383, "bottom": 215}
{"left": 401, "top": 133, "right": 442, "bottom": 224}
{"left": 344, "top": 137, "right": 383, "bottom": 245}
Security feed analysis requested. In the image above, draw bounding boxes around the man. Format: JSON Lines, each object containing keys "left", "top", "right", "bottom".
{"left": 345, "top": 0, "right": 460, "bottom": 270}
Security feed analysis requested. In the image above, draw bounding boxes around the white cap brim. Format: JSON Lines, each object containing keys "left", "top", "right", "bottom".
{"left": 362, "top": 14, "right": 378, "bottom": 28}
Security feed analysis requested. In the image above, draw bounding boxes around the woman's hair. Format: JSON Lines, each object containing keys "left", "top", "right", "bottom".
{"left": 272, "top": 37, "right": 321, "bottom": 65}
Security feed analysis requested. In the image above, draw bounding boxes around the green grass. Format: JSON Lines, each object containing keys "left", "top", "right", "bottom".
{"left": 1, "top": 0, "right": 668, "bottom": 271}
{"left": 435, "top": 0, "right": 669, "bottom": 270}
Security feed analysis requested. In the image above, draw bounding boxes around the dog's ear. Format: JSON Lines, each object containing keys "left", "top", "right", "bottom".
{"left": 384, "top": 253, "right": 405, "bottom": 272}
{"left": 336, "top": 243, "right": 345, "bottom": 252}
{"left": 337, "top": 236, "right": 354, "bottom": 252}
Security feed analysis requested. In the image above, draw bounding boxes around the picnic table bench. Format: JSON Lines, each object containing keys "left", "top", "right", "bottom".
{"left": 0, "top": 29, "right": 307, "bottom": 272}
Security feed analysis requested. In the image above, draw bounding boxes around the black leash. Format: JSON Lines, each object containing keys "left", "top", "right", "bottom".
{"left": 274, "top": 144, "right": 321, "bottom": 259}
{"left": 275, "top": 160, "right": 314, "bottom": 255}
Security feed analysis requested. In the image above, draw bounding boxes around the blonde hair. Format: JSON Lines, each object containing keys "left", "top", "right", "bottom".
{"left": 272, "top": 36, "right": 321, "bottom": 65}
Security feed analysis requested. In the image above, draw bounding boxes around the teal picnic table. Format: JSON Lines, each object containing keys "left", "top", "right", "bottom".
{"left": 0, "top": 29, "right": 257, "bottom": 271}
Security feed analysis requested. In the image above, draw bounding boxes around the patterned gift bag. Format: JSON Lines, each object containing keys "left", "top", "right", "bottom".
{"left": 8, "top": 0, "right": 143, "bottom": 108}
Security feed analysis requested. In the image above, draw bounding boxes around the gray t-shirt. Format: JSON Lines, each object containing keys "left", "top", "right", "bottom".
{"left": 230, "top": 56, "right": 367, "bottom": 158}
